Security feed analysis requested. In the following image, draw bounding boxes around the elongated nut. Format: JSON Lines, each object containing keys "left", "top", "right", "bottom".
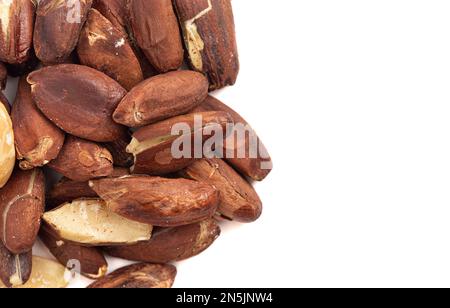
{"left": 34, "top": 0, "right": 92, "bottom": 64}
{"left": 0, "top": 168, "right": 45, "bottom": 254}
{"left": 128, "top": 111, "right": 233, "bottom": 175}
{"left": 48, "top": 135, "right": 113, "bottom": 182}
{"left": 0, "top": 92, "right": 9, "bottom": 114}
{"left": 12, "top": 77, "right": 65, "bottom": 170}
{"left": 40, "top": 225, "right": 108, "bottom": 279}
{"left": 128, "top": 0, "right": 183, "bottom": 73}
{"left": 89, "top": 175, "right": 219, "bottom": 227}
{"left": 105, "top": 219, "right": 220, "bottom": 263}
{"left": 43, "top": 199, "right": 152, "bottom": 246}
{"left": 0, "top": 103, "right": 14, "bottom": 188}
{"left": 88, "top": 263, "right": 176, "bottom": 288}
{"left": 0, "top": 242, "right": 32, "bottom": 288}
{"left": 77, "top": 9, "right": 143, "bottom": 91}
{"left": 0, "top": 0, "right": 35, "bottom": 64}
{"left": 174, "top": 0, "right": 239, "bottom": 90}
{"left": 0, "top": 62, "right": 6, "bottom": 89}
{"left": 103, "top": 131, "right": 134, "bottom": 168}
{"left": 113, "top": 71, "right": 209, "bottom": 127}
{"left": 93, "top": 0, "right": 128, "bottom": 33}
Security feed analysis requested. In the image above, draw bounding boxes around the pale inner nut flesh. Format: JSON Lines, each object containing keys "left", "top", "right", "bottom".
{"left": 0, "top": 103, "right": 15, "bottom": 188}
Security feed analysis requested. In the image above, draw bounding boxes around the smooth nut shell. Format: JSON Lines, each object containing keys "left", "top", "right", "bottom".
{"left": 0, "top": 242, "right": 32, "bottom": 288}
{"left": 47, "top": 178, "right": 98, "bottom": 210}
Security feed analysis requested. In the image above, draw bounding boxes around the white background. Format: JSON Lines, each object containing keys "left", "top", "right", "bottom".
{"left": 5, "top": 0, "right": 450, "bottom": 288}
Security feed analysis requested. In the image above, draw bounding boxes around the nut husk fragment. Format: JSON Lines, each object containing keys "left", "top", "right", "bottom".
{"left": 48, "top": 135, "right": 114, "bottom": 182}
{"left": 89, "top": 175, "right": 219, "bottom": 227}
{"left": 0, "top": 92, "right": 10, "bottom": 114}
{"left": 105, "top": 219, "right": 220, "bottom": 263}
{"left": 173, "top": 0, "right": 239, "bottom": 90}
{"left": 88, "top": 263, "right": 176, "bottom": 288}
{"left": 27, "top": 64, "right": 127, "bottom": 142}
{"left": 40, "top": 225, "right": 108, "bottom": 279}
{"left": 42, "top": 199, "right": 152, "bottom": 246}
{"left": 113, "top": 70, "right": 209, "bottom": 127}
{"left": 0, "top": 0, "right": 35, "bottom": 64}
{"left": 0, "top": 103, "right": 15, "bottom": 188}
{"left": 77, "top": 9, "right": 143, "bottom": 91}
{"left": 0, "top": 62, "right": 6, "bottom": 89}
{"left": 34, "top": 0, "right": 93, "bottom": 64}
{"left": 0, "top": 242, "right": 32, "bottom": 288}
{"left": 12, "top": 77, "right": 65, "bottom": 170}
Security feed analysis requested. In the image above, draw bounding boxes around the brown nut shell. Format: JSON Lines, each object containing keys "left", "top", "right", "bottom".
{"left": 0, "top": 242, "right": 32, "bottom": 288}
{"left": 103, "top": 130, "right": 134, "bottom": 168}
{"left": 0, "top": 62, "right": 7, "bottom": 89}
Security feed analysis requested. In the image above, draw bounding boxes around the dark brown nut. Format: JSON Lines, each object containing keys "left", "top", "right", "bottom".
{"left": 105, "top": 219, "right": 220, "bottom": 263}
{"left": 34, "top": 0, "right": 92, "bottom": 64}
{"left": 128, "top": 0, "right": 184, "bottom": 73}
{"left": 88, "top": 263, "right": 176, "bottom": 288}
{"left": 0, "top": 103, "right": 15, "bottom": 188}
{"left": 180, "top": 159, "right": 262, "bottom": 222}
{"left": 104, "top": 131, "right": 134, "bottom": 168}
{"left": 0, "top": 92, "right": 10, "bottom": 114}
{"left": 0, "top": 0, "right": 35, "bottom": 64}
{"left": 89, "top": 175, "right": 219, "bottom": 227}
{"left": 40, "top": 225, "right": 108, "bottom": 279}
{"left": 48, "top": 135, "right": 114, "bottom": 182}
{"left": 174, "top": 0, "right": 239, "bottom": 90}
{"left": 27, "top": 64, "right": 127, "bottom": 142}
{"left": 4, "top": 49, "right": 39, "bottom": 77}
{"left": 193, "top": 95, "right": 273, "bottom": 181}
{"left": 0, "top": 168, "right": 45, "bottom": 254}
{"left": 77, "top": 9, "right": 143, "bottom": 91}
{"left": 113, "top": 70, "right": 209, "bottom": 127}
{"left": 0, "top": 62, "right": 7, "bottom": 89}
{"left": 12, "top": 77, "right": 65, "bottom": 170}
{"left": 128, "top": 111, "right": 233, "bottom": 175}
{"left": 93, "top": 0, "right": 128, "bottom": 33}
{"left": 0, "top": 242, "right": 32, "bottom": 288}
{"left": 42, "top": 199, "right": 152, "bottom": 246}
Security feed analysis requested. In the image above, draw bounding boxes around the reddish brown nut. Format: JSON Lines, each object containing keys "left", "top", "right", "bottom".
{"left": 174, "top": 0, "right": 239, "bottom": 90}
{"left": 34, "top": 0, "right": 92, "bottom": 64}
{"left": 0, "top": 168, "right": 45, "bottom": 254}
{"left": 103, "top": 131, "right": 134, "bottom": 168}
{"left": 180, "top": 159, "right": 262, "bottom": 222}
{"left": 93, "top": 0, "right": 128, "bottom": 33}
{"left": 48, "top": 135, "right": 114, "bottom": 182}
{"left": 40, "top": 225, "right": 108, "bottom": 279}
{"left": 105, "top": 219, "right": 220, "bottom": 263}
{"left": 77, "top": 9, "right": 143, "bottom": 91}
{"left": 128, "top": 111, "right": 233, "bottom": 175}
{"left": 12, "top": 77, "right": 65, "bottom": 170}
{"left": 0, "top": 242, "right": 32, "bottom": 288}
{"left": 193, "top": 95, "right": 272, "bottom": 181}
{"left": 0, "top": 0, "right": 35, "bottom": 64}
{"left": 0, "top": 62, "right": 7, "bottom": 89}
{"left": 128, "top": 0, "right": 184, "bottom": 73}
{"left": 88, "top": 263, "right": 176, "bottom": 288}
{"left": 0, "top": 92, "right": 10, "bottom": 114}
{"left": 27, "top": 64, "right": 127, "bottom": 142}
{"left": 4, "top": 49, "right": 39, "bottom": 77}
{"left": 89, "top": 175, "right": 219, "bottom": 227}
{"left": 113, "top": 71, "right": 209, "bottom": 127}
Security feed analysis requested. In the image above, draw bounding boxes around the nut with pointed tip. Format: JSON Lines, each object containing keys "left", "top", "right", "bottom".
{"left": 0, "top": 242, "right": 32, "bottom": 288}
{"left": 0, "top": 103, "right": 14, "bottom": 188}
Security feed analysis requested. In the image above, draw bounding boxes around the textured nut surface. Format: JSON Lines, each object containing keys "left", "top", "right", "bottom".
{"left": 78, "top": 9, "right": 143, "bottom": 91}
{"left": 0, "top": 242, "right": 32, "bottom": 288}
{"left": 93, "top": 0, "right": 128, "bottom": 32}
{"left": 0, "top": 62, "right": 6, "bottom": 89}
{"left": 88, "top": 263, "right": 176, "bottom": 289}
{"left": 0, "top": 168, "right": 45, "bottom": 254}
{"left": 43, "top": 199, "right": 152, "bottom": 246}
{"left": 12, "top": 77, "right": 65, "bottom": 170}
{"left": 0, "top": 0, "right": 35, "bottom": 64}
{"left": 105, "top": 219, "right": 220, "bottom": 263}
{"left": 0, "top": 103, "right": 14, "bottom": 188}
{"left": 128, "top": 0, "right": 183, "bottom": 73}
{"left": 27, "top": 64, "right": 127, "bottom": 142}
{"left": 89, "top": 175, "right": 219, "bottom": 227}
{"left": 113, "top": 70, "right": 209, "bottom": 127}
{"left": 174, "top": 0, "right": 239, "bottom": 90}
{"left": 48, "top": 135, "right": 114, "bottom": 182}
{"left": 34, "top": 0, "right": 92, "bottom": 64}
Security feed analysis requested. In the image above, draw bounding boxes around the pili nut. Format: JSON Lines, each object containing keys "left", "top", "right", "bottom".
{"left": 48, "top": 135, "right": 114, "bottom": 182}
{"left": 128, "top": 111, "right": 233, "bottom": 175}
{"left": 93, "top": 0, "right": 128, "bottom": 34}
{"left": 0, "top": 168, "right": 45, "bottom": 254}
{"left": 4, "top": 49, "right": 39, "bottom": 77}
{"left": 88, "top": 263, "right": 176, "bottom": 289}
{"left": 42, "top": 198, "right": 152, "bottom": 246}
{"left": 113, "top": 70, "right": 209, "bottom": 127}
{"left": 90, "top": 175, "right": 219, "bottom": 227}
{"left": 39, "top": 225, "right": 108, "bottom": 279}
{"left": 0, "top": 93, "right": 14, "bottom": 189}
{"left": 193, "top": 95, "right": 273, "bottom": 181}
{"left": 128, "top": 0, "right": 184, "bottom": 73}
{"left": 0, "top": 242, "right": 32, "bottom": 288}
{"left": 0, "top": 0, "right": 35, "bottom": 64}
{"left": 12, "top": 77, "right": 65, "bottom": 170}
{"left": 104, "top": 219, "right": 220, "bottom": 263}
{"left": 180, "top": 159, "right": 262, "bottom": 222}
{"left": 103, "top": 130, "right": 134, "bottom": 168}
{"left": 0, "top": 62, "right": 7, "bottom": 89}
{"left": 34, "top": 0, "right": 93, "bottom": 65}
{"left": 173, "top": 0, "right": 239, "bottom": 90}
{"left": 77, "top": 9, "right": 143, "bottom": 91}
{"left": 0, "top": 92, "right": 10, "bottom": 114}
{"left": 27, "top": 64, "right": 127, "bottom": 142}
